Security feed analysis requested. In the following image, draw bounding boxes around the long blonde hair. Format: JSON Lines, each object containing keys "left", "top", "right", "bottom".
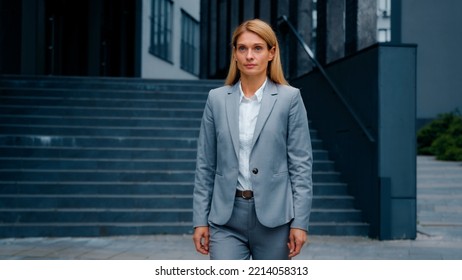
{"left": 224, "top": 19, "right": 288, "bottom": 86}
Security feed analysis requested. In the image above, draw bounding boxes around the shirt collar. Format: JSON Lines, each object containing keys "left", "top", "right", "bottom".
{"left": 239, "top": 78, "right": 267, "bottom": 103}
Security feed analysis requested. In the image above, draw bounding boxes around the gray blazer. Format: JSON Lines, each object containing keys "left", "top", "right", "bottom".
{"left": 193, "top": 79, "right": 313, "bottom": 230}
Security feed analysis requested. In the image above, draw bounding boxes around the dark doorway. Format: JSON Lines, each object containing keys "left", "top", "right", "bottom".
{"left": 45, "top": 0, "right": 88, "bottom": 75}
{"left": 44, "top": 0, "right": 136, "bottom": 76}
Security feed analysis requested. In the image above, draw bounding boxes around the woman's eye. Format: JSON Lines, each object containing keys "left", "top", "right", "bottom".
{"left": 255, "top": 46, "right": 263, "bottom": 51}
{"left": 238, "top": 46, "right": 247, "bottom": 52}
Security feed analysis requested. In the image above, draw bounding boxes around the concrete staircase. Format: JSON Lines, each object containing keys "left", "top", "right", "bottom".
{"left": 0, "top": 75, "right": 368, "bottom": 237}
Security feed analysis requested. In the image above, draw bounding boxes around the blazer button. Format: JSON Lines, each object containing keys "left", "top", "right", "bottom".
{"left": 252, "top": 168, "right": 258, "bottom": 174}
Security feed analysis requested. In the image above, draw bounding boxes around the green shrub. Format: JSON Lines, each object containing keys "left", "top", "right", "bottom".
{"left": 439, "top": 146, "right": 462, "bottom": 161}
{"left": 417, "top": 110, "right": 462, "bottom": 161}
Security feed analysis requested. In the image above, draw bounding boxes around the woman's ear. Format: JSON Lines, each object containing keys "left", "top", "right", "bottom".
{"left": 268, "top": 46, "right": 275, "bottom": 61}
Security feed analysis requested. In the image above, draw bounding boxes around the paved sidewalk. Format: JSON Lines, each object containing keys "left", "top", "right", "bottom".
{"left": 1, "top": 156, "right": 461, "bottom": 260}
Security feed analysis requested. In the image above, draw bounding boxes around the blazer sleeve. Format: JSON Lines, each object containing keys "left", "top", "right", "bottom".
{"left": 287, "top": 90, "right": 313, "bottom": 231}
{"left": 193, "top": 92, "right": 217, "bottom": 227}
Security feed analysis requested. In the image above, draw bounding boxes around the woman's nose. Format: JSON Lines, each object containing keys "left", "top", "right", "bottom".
{"left": 246, "top": 49, "right": 254, "bottom": 59}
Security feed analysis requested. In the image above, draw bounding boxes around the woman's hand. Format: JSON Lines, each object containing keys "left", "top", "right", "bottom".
{"left": 193, "top": 226, "right": 210, "bottom": 255}
{"left": 287, "top": 228, "right": 307, "bottom": 258}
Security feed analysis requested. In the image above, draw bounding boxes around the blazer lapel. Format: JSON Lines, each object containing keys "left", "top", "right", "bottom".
{"left": 226, "top": 84, "right": 240, "bottom": 159}
{"left": 251, "top": 80, "right": 278, "bottom": 149}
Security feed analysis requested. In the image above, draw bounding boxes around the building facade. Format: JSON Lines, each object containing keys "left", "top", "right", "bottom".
{"left": 0, "top": 0, "right": 200, "bottom": 80}
{"left": 1, "top": 0, "right": 140, "bottom": 77}
{"left": 141, "top": 0, "right": 200, "bottom": 79}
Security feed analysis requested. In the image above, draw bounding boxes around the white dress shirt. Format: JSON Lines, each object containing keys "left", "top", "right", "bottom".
{"left": 237, "top": 79, "right": 267, "bottom": 191}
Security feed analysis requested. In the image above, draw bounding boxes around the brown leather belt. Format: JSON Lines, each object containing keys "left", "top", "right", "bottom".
{"left": 236, "top": 190, "right": 254, "bottom": 199}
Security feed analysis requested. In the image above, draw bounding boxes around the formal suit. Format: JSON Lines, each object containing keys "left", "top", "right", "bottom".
{"left": 193, "top": 79, "right": 313, "bottom": 258}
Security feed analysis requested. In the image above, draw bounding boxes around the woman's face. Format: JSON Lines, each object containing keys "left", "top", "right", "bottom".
{"left": 234, "top": 31, "right": 275, "bottom": 79}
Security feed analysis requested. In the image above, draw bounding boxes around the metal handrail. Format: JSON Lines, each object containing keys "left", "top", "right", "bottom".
{"left": 278, "top": 15, "right": 375, "bottom": 143}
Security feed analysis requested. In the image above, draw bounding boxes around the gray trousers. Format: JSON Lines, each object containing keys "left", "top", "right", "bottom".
{"left": 209, "top": 197, "right": 291, "bottom": 260}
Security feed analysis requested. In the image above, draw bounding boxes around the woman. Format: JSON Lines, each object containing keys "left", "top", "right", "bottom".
{"left": 193, "top": 19, "right": 313, "bottom": 260}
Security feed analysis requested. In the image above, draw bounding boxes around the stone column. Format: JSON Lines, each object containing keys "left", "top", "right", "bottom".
{"left": 345, "top": 0, "right": 358, "bottom": 55}
{"left": 295, "top": 0, "right": 313, "bottom": 75}
{"left": 357, "top": 0, "right": 377, "bottom": 50}
{"left": 243, "top": 0, "right": 256, "bottom": 21}
{"left": 326, "top": 0, "right": 345, "bottom": 63}
{"left": 345, "top": 0, "right": 377, "bottom": 55}
{"left": 258, "top": 0, "right": 272, "bottom": 23}
{"left": 315, "top": 0, "right": 327, "bottom": 64}
{"left": 277, "top": 0, "right": 289, "bottom": 19}
{"left": 230, "top": 0, "right": 240, "bottom": 33}
{"left": 216, "top": 0, "right": 229, "bottom": 73}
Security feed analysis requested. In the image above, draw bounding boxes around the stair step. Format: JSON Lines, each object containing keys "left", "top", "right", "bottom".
{"left": 0, "top": 146, "right": 331, "bottom": 161}
{"left": 0, "top": 76, "right": 223, "bottom": 91}
{"left": 0, "top": 194, "right": 194, "bottom": 209}
{"left": 0, "top": 129, "right": 324, "bottom": 149}
{"left": 0, "top": 223, "right": 196, "bottom": 237}
{"left": 0, "top": 182, "right": 346, "bottom": 196}
{"left": 0, "top": 135, "right": 200, "bottom": 149}
{"left": 308, "top": 222, "right": 369, "bottom": 236}
{"left": 0, "top": 115, "right": 203, "bottom": 128}
{"left": 0, "top": 194, "right": 355, "bottom": 209}
{"left": 0, "top": 169, "right": 198, "bottom": 182}
{"left": 0, "top": 222, "right": 369, "bottom": 237}
{"left": 0, "top": 158, "right": 334, "bottom": 172}
{"left": 0, "top": 125, "right": 201, "bottom": 138}
{"left": 0, "top": 170, "right": 341, "bottom": 183}
{"left": 0, "top": 96, "right": 207, "bottom": 109}
{"left": 1, "top": 158, "right": 198, "bottom": 170}
{"left": 0, "top": 146, "right": 199, "bottom": 159}
{"left": 0, "top": 105, "right": 205, "bottom": 118}
{"left": 0, "top": 209, "right": 194, "bottom": 223}
{"left": 0, "top": 88, "right": 210, "bottom": 101}
{"left": 310, "top": 209, "right": 363, "bottom": 222}
{"left": 0, "top": 208, "right": 362, "bottom": 224}
{"left": 0, "top": 182, "right": 195, "bottom": 195}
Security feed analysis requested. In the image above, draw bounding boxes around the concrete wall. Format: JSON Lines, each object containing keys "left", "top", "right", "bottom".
{"left": 400, "top": 0, "right": 462, "bottom": 122}
{"left": 141, "top": 0, "right": 200, "bottom": 79}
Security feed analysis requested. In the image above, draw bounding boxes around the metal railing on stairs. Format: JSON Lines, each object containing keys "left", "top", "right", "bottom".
{"left": 278, "top": 15, "right": 375, "bottom": 143}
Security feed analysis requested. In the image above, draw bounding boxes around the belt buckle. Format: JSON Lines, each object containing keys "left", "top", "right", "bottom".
{"left": 241, "top": 190, "right": 252, "bottom": 199}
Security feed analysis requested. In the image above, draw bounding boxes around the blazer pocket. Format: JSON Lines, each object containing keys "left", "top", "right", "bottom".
{"left": 273, "top": 170, "right": 289, "bottom": 177}
{"left": 214, "top": 172, "right": 224, "bottom": 187}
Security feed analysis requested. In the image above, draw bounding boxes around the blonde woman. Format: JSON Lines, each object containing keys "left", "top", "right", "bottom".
{"left": 193, "top": 19, "right": 313, "bottom": 260}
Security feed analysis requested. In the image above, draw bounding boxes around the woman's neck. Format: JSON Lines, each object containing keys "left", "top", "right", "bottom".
{"left": 240, "top": 75, "right": 267, "bottom": 98}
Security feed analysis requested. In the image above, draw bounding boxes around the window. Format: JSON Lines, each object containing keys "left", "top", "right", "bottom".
{"left": 377, "top": 0, "right": 391, "bottom": 17}
{"left": 377, "top": 0, "right": 391, "bottom": 42}
{"left": 180, "top": 10, "right": 200, "bottom": 76}
{"left": 378, "top": 28, "right": 390, "bottom": 42}
{"left": 150, "top": 0, "right": 173, "bottom": 62}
